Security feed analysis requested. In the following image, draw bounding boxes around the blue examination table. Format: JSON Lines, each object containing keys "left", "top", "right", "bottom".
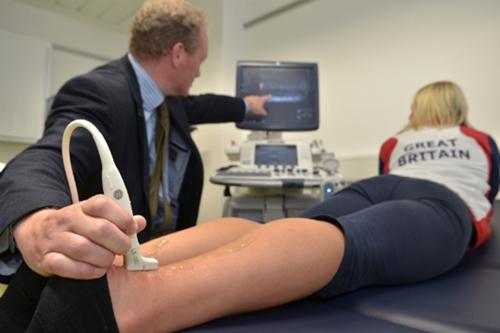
{"left": 187, "top": 201, "right": 500, "bottom": 333}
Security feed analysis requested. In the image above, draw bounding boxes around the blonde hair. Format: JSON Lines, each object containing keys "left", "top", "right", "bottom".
{"left": 129, "top": 0, "right": 206, "bottom": 61}
{"left": 401, "top": 81, "right": 471, "bottom": 132}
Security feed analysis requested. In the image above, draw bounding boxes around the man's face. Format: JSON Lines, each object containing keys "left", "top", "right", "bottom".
{"left": 172, "top": 26, "right": 208, "bottom": 96}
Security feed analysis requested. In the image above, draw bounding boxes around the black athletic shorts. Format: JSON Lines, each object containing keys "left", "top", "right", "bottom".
{"left": 301, "top": 174, "right": 473, "bottom": 298}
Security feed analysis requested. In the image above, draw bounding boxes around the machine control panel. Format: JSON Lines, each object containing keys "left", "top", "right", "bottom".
{"left": 210, "top": 140, "right": 327, "bottom": 188}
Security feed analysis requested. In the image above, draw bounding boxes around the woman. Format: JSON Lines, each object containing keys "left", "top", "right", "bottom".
{"left": 1, "top": 81, "right": 498, "bottom": 332}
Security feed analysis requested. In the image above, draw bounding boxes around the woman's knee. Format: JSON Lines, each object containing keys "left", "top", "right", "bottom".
{"left": 264, "top": 218, "right": 345, "bottom": 251}
{"left": 263, "top": 218, "right": 346, "bottom": 286}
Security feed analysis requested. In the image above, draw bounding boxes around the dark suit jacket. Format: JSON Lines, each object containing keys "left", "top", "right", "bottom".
{"left": 0, "top": 55, "right": 245, "bottom": 244}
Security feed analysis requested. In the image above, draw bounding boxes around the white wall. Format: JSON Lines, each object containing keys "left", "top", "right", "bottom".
{"left": 0, "top": 0, "right": 127, "bottom": 161}
{"left": 189, "top": 0, "right": 234, "bottom": 222}
{"left": 191, "top": 0, "right": 500, "bottom": 222}
{"left": 219, "top": 0, "right": 500, "bottom": 150}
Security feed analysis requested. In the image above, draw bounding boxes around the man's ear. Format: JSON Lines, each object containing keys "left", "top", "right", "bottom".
{"left": 170, "top": 42, "right": 186, "bottom": 68}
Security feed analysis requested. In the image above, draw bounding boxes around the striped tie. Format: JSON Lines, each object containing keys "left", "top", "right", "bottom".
{"left": 149, "top": 101, "right": 173, "bottom": 236}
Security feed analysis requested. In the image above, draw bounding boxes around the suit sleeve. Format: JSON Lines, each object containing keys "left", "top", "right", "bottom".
{"left": 0, "top": 75, "right": 114, "bottom": 254}
{"left": 167, "top": 94, "right": 246, "bottom": 125}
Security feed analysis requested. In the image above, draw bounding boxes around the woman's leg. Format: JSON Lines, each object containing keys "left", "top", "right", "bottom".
{"left": 2, "top": 218, "right": 258, "bottom": 332}
{"left": 138, "top": 217, "right": 260, "bottom": 266}
{"left": 109, "top": 218, "right": 345, "bottom": 333}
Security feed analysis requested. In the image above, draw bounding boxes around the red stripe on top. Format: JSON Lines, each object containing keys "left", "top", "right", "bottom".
{"left": 472, "top": 209, "right": 493, "bottom": 249}
{"left": 460, "top": 127, "right": 493, "bottom": 197}
{"left": 460, "top": 126, "right": 494, "bottom": 248}
{"left": 379, "top": 137, "right": 398, "bottom": 174}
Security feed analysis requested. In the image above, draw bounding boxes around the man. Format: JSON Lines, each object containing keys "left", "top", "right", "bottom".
{"left": 0, "top": 0, "right": 269, "bottom": 281}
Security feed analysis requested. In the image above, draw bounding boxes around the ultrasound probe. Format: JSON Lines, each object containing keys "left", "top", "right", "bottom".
{"left": 62, "top": 119, "right": 159, "bottom": 271}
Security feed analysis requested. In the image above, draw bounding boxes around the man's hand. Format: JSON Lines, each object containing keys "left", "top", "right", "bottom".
{"left": 12, "top": 194, "right": 146, "bottom": 279}
{"left": 244, "top": 95, "right": 271, "bottom": 117}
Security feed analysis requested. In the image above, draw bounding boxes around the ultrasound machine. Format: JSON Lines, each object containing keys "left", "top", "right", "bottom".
{"left": 210, "top": 61, "right": 345, "bottom": 222}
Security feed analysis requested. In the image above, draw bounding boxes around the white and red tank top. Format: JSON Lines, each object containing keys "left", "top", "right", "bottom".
{"left": 379, "top": 126, "right": 499, "bottom": 247}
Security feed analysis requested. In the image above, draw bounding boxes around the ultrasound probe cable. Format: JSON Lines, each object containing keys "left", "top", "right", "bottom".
{"left": 62, "top": 119, "right": 159, "bottom": 271}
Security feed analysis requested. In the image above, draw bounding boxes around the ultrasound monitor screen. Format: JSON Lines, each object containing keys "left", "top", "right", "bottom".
{"left": 235, "top": 61, "right": 319, "bottom": 131}
{"left": 254, "top": 144, "right": 298, "bottom": 166}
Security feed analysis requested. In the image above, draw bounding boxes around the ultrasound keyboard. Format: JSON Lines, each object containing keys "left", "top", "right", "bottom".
{"left": 210, "top": 165, "right": 325, "bottom": 188}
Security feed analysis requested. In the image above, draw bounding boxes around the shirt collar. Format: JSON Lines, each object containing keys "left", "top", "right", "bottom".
{"left": 127, "top": 53, "right": 164, "bottom": 113}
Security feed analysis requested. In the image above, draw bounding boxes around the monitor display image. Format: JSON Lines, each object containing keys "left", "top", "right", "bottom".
{"left": 235, "top": 61, "right": 319, "bottom": 131}
{"left": 254, "top": 144, "right": 298, "bottom": 166}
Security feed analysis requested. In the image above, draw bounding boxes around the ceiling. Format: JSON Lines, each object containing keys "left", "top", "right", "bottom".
{"left": 12, "top": 0, "right": 315, "bottom": 34}
{"left": 13, "top": 0, "right": 145, "bottom": 33}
